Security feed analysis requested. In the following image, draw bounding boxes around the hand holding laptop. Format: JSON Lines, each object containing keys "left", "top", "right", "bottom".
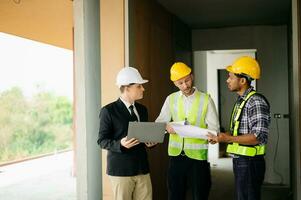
{"left": 127, "top": 122, "right": 166, "bottom": 143}
{"left": 121, "top": 136, "right": 140, "bottom": 149}
{"left": 145, "top": 142, "right": 157, "bottom": 147}
{"left": 123, "top": 136, "right": 156, "bottom": 148}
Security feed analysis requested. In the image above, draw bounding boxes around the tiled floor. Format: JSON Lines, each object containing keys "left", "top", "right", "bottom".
{"left": 0, "top": 152, "right": 290, "bottom": 200}
{"left": 210, "top": 158, "right": 235, "bottom": 200}
{"left": 209, "top": 157, "right": 291, "bottom": 200}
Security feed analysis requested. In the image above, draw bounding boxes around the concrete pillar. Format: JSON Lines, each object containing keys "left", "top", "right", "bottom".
{"left": 291, "top": 0, "right": 301, "bottom": 199}
{"left": 73, "top": 0, "right": 102, "bottom": 199}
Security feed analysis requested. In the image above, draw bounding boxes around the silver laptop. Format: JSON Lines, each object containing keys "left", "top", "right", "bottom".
{"left": 127, "top": 122, "right": 166, "bottom": 143}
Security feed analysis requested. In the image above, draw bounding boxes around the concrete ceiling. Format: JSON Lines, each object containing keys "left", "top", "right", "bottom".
{"left": 156, "top": 0, "right": 291, "bottom": 29}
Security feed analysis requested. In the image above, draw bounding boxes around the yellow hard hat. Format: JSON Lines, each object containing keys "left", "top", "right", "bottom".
{"left": 170, "top": 62, "right": 192, "bottom": 81}
{"left": 226, "top": 56, "right": 260, "bottom": 79}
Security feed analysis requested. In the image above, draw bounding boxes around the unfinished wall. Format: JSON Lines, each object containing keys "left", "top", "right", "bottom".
{"left": 100, "top": 0, "right": 124, "bottom": 106}
{"left": 100, "top": 0, "right": 125, "bottom": 199}
{"left": 0, "top": 0, "right": 73, "bottom": 50}
{"left": 192, "top": 25, "right": 290, "bottom": 185}
{"left": 173, "top": 17, "right": 192, "bottom": 66}
{"left": 129, "top": 0, "right": 174, "bottom": 199}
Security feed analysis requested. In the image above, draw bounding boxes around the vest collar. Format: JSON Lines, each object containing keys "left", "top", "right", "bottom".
{"left": 179, "top": 87, "right": 198, "bottom": 98}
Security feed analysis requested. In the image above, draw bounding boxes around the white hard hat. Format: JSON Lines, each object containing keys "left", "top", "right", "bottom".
{"left": 116, "top": 67, "right": 148, "bottom": 88}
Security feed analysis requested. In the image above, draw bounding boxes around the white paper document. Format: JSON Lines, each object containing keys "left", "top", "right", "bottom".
{"left": 170, "top": 123, "right": 217, "bottom": 139}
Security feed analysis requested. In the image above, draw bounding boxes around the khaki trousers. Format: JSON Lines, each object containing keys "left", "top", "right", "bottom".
{"left": 109, "top": 173, "right": 152, "bottom": 200}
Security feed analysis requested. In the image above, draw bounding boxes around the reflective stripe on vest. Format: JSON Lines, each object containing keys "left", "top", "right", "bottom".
{"left": 168, "top": 91, "right": 209, "bottom": 160}
{"left": 226, "top": 91, "right": 266, "bottom": 157}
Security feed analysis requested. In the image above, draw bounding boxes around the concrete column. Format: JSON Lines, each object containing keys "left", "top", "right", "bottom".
{"left": 73, "top": 0, "right": 102, "bottom": 199}
{"left": 291, "top": 0, "right": 301, "bottom": 199}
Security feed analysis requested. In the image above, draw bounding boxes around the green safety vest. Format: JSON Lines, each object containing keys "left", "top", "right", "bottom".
{"left": 226, "top": 91, "right": 266, "bottom": 157}
{"left": 168, "top": 91, "right": 209, "bottom": 160}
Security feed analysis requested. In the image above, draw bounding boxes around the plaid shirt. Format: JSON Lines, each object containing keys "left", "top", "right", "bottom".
{"left": 231, "top": 87, "right": 271, "bottom": 145}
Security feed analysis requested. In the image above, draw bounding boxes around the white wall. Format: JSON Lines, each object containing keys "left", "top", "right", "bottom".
{"left": 194, "top": 50, "right": 256, "bottom": 161}
{"left": 192, "top": 25, "right": 290, "bottom": 185}
{"left": 193, "top": 51, "right": 207, "bottom": 92}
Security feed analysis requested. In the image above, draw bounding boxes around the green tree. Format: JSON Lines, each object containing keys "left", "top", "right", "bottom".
{"left": 0, "top": 87, "right": 73, "bottom": 163}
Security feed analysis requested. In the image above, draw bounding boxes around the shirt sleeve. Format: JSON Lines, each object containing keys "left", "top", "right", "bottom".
{"left": 97, "top": 107, "right": 123, "bottom": 153}
{"left": 248, "top": 96, "right": 271, "bottom": 145}
{"left": 155, "top": 96, "right": 172, "bottom": 123}
{"left": 205, "top": 96, "right": 220, "bottom": 133}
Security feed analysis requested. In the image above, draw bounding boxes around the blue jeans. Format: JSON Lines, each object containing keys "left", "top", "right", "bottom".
{"left": 233, "top": 156, "right": 265, "bottom": 200}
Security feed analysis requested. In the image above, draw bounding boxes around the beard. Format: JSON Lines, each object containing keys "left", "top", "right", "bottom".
{"left": 183, "top": 87, "right": 194, "bottom": 95}
{"left": 227, "top": 84, "right": 239, "bottom": 92}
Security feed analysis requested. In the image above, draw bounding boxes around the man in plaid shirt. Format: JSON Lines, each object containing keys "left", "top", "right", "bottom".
{"left": 208, "top": 56, "right": 270, "bottom": 200}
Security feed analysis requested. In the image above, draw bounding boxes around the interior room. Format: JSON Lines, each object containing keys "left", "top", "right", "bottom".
{"left": 127, "top": 0, "right": 294, "bottom": 199}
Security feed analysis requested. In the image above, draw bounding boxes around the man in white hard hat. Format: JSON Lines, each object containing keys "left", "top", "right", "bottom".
{"left": 98, "top": 67, "right": 155, "bottom": 200}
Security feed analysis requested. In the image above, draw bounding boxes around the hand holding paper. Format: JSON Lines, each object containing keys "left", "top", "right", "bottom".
{"left": 166, "top": 123, "right": 176, "bottom": 134}
{"left": 207, "top": 132, "right": 218, "bottom": 144}
{"left": 169, "top": 123, "right": 217, "bottom": 139}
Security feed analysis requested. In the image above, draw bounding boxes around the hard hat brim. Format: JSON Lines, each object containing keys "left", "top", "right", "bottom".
{"left": 139, "top": 79, "right": 149, "bottom": 84}
{"left": 226, "top": 65, "right": 234, "bottom": 73}
{"left": 226, "top": 65, "right": 260, "bottom": 79}
{"left": 117, "top": 79, "right": 148, "bottom": 88}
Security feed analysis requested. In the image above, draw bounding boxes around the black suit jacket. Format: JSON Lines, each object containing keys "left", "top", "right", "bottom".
{"left": 97, "top": 98, "right": 149, "bottom": 176}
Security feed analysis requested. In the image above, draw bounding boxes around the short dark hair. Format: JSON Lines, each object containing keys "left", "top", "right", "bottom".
{"left": 235, "top": 73, "right": 253, "bottom": 86}
{"left": 120, "top": 86, "right": 126, "bottom": 93}
{"left": 119, "top": 83, "right": 136, "bottom": 93}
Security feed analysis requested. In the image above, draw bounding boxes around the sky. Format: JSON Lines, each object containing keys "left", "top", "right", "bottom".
{"left": 0, "top": 32, "right": 73, "bottom": 100}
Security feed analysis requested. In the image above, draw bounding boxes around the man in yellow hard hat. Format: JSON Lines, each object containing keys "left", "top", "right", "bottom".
{"left": 156, "top": 62, "right": 220, "bottom": 200}
{"left": 208, "top": 56, "right": 271, "bottom": 200}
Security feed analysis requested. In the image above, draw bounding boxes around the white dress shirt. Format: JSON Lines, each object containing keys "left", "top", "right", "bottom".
{"left": 120, "top": 97, "right": 140, "bottom": 121}
{"left": 155, "top": 87, "right": 220, "bottom": 132}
